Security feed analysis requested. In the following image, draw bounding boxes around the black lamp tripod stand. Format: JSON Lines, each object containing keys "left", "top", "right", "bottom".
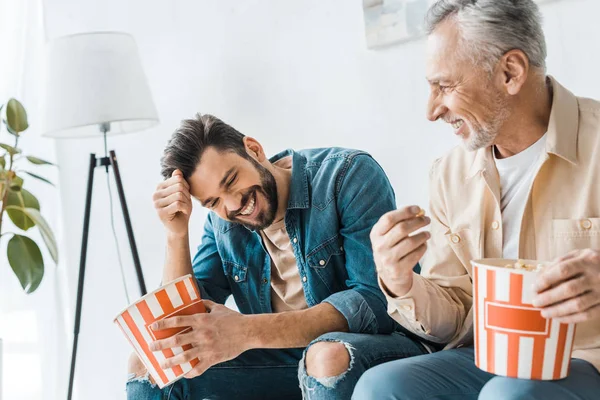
{"left": 67, "top": 123, "right": 148, "bottom": 400}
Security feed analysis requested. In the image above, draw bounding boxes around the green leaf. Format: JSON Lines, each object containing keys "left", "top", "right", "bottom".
{"left": 5, "top": 188, "right": 40, "bottom": 230}
{"left": 6, "top": 98, "right": 28, "bottom": 134}
{"left": 21, "top": 171, "right": 55, "bottom": 186}
{"left": 0, "top": 155, "right": 5, "bottom": 169}
{"left": 9, "top": 175, "right": 23, "bottom": 191}
{"left": 22, "top": 207, "right": 59, "bottom": 264}
{"left": 0, "top": 143, "right": 21, "bottom": 155}
{"left": 26, "top": 156, "right": 56, "bottom": 166}
{"left": 7, "top": 234, "right": 44, "bottom": 293}
{"left": 3, "top": 120, "right": 18, "bottom": 136}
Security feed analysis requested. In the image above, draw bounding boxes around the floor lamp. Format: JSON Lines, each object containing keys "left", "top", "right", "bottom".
{"left": 41, "top": 32, "right": 159, "bottom": 400}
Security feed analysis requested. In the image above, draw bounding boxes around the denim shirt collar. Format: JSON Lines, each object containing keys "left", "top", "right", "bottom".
{"left": 270, "top": 149, "right": 310, "bottom": 210}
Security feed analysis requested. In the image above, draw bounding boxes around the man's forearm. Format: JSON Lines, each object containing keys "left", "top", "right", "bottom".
{"left": 163, "top": 232, "right": 193, "bottom": 284}
{"left": 244, "top": 303, "right": 349, "bottom": 349}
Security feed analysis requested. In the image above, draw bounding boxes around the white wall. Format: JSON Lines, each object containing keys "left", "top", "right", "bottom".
{"left": 0, "top": 1, "right": 67, "bottom": 400}
{"left": 43, "top": 0, "right": 600, "bottom": 398}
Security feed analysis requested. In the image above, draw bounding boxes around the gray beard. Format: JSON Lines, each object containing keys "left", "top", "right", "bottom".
{"left": 464, "top": 96, "right": 511, "bottom": 152}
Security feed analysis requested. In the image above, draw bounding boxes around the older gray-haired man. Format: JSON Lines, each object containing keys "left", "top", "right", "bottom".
{"left": 354, "top": 1, "right": 600, "bottom": 399}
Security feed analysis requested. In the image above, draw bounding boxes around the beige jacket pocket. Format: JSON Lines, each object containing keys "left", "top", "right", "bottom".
{"left": 552, "top": 218, "right": 600, "bottom": 258}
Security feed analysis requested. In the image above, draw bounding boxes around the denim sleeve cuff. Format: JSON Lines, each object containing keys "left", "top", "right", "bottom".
{"left": 195, "top": 277, "right": 215, "bottom": 302}
{"left": 322, "top": 290, "right": 379, "bottom": 334}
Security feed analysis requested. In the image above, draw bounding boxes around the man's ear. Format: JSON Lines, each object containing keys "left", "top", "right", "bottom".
{"left": 498, "top": 49, "right": 529, "bottom": 96}
{"left": 243, "top": 137, "right": 267, "bottom": 162}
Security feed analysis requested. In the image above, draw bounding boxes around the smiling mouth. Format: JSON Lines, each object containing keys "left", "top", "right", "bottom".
{"left": 450, "top": 119, "right": 464, "bottom": 130}
{"left": 237, "top": 191, "right": 256, "bottom": 217}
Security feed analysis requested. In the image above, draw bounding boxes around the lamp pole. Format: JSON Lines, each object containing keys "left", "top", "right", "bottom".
{"left": 66, "top": 123, "right": 147, "bottom": 400}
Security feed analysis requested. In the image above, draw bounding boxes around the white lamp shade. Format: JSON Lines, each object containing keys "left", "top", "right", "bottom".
{"left": 42, "top": 32, "right": 159, "bottom": 138}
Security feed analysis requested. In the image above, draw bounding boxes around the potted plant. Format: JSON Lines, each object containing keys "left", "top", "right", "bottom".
{"left": 0, "top": 98, "right": 58, "bottom": 294}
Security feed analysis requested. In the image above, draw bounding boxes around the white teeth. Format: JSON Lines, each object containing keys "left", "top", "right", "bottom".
{"left": 240, "top": 196, "right": 255, "bottom": 216}
{"left": 451, "top": 120, "right": 464, "bottom": 129}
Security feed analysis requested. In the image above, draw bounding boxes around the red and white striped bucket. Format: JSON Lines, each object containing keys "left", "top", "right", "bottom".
{"left": 114, "top": 274, "right": 206, "bottom": 388}
{"left": 471, "top": 259, "right": 576, "bottom": 380}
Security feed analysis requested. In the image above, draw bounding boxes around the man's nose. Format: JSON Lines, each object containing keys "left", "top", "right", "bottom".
{"left": 426, "top": 92, "right": 448, "bottom": 122}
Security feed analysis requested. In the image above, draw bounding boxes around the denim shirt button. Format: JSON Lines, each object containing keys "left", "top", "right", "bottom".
{"left": 293, "top": 237, "right": 298, "bottom": 244}
{"left": 302, "top": 276, "right": 307, "bottom": 282}
{"left": 319, "top": 260, "right": 325, "bottom": 266}
{"left": 262, "top": 278, "right": 268, "bottom": 284}
{"left": 234, "top": 275, "right": 239, "bottom": 281}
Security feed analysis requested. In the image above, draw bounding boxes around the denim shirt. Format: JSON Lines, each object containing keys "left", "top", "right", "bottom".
{"left": 191, "top": 148, "right": 398, "bottom": 334}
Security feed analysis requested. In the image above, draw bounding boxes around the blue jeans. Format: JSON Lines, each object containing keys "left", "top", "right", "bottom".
{"left": 353, "top": 347, "right": 600, "bottom": 400}
{"left": 126, "top": 331, "right": 427, "bottom": 400}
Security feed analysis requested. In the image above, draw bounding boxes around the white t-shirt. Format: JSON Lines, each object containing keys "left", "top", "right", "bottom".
{"left": 493, "top": 134, "right": 547, "bottom": 259}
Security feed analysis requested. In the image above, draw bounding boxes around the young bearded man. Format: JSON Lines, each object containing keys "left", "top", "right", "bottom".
{"left": 126, "top": 114, "right": 427, "bottom": 399}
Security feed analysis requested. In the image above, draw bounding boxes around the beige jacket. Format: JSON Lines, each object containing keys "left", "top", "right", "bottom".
{"left": 386, "top": 77, "right": 600, "bottom": 372}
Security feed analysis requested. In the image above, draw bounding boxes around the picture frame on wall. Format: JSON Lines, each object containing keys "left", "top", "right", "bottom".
{"left": 363, "top": 0, "right": 561, "bottom": 49}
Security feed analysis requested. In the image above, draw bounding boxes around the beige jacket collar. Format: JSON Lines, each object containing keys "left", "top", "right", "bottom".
{"left": 467, "top": 76, "right": 579, "bottom": 180}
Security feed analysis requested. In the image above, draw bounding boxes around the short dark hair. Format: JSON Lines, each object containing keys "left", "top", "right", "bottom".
{"left": 160, "top": 114, "right": 248, "bottom": 179}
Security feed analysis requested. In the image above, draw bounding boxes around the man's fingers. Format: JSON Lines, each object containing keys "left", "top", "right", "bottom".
{"left": 184, "top": 360, "right": 211, "bottom": 379}
{"left": 540, "top": 291, "right": 600, "bottom": 320}
{"left": 371, "top": 206, "right": 423, "bottom": 237}
{"left": 149, "top": 332, "right": 195, "bottom": 352}
{"left": 399, "top": 242, "right": 427, "bottom": 269}
{"left": 202, "top": 299, "right": 217, "bottom": 312}
{"left": 154, "top": 182, "right": 191, "bottom": 201}
{"left": 151, "top": 315, "right": 197, "bottom": 331}
{"left": 160, "top": 348, "right": 198, "bottom": 369}
{"left": 535, "top": 257, "right": 584, "bottom": 293}
{"left": 552, "top": 303, "right": 600, "bottom": 324}
{"left": 555, "top": 249, "right": 584, "bottom": 263}
{"left": 532, "top": 275, "right": 589, "bottom": 308}
{"left": 154, "top": 191, "right": 192, "bottom": 209}
{"left": 381, "top": 243, "right": 427, "bottom": 278}
{"left": 381, "top": 217, "right": 431, "bottom": 249}
{"left": 163, "top": 201, "right": 191, "bottom": 217}
{"left": 554, "top": 303, "right": 600, "bottom": 324}
{"left": 394, "top": 231, "right": 431, "bottom": 258}
{"left": 156, "top": 172, "right": 190, "bottom": 192}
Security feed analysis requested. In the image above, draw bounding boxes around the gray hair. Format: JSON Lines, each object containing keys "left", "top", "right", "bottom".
{"left": 425, "top": 0, "right": 547, "bottom": 72}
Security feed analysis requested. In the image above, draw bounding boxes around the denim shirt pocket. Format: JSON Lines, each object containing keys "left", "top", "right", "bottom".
{"left": 306, "top": 234, "right": 345, "bottom": 269}
{"left": 306, "top": 236, "right": 345, "bottom": 293}
{"left": 223, "top": 260, "right": 249, "bottom": 305}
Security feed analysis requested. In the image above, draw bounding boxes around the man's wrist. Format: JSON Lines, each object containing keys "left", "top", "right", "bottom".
{"left": 381, "top": 273, "right": 414, "bottom": 298}
{"left": 241, "top": 314, "right": 265, "bottom": 350}
{"left": 167, "top": 231, "right": 189, "bottom": 242}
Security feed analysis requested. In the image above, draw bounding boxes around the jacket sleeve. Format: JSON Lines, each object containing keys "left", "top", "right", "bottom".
{"left": 322, "top": 154, "right": 398, "bottom": 334}
{"left": 191, "top": 213, "right": 232, "bottom": 304}
{"left": 384, "top": 159, "right": 472, "bottom": 343}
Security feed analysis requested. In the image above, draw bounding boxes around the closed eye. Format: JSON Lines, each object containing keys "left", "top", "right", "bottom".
{"left": 226, "top": 173, "right": 238, "bottom": 189}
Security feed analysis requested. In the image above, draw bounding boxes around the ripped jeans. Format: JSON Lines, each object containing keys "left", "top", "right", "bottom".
{"left": 126, "top": 330, "right": 427, "bottom": 400}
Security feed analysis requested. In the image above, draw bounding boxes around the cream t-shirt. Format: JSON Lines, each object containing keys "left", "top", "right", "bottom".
{"left": 261, "top": 219, "right": 308, "bottom": 312}
{"left": 260, "top": 156, "right": 308, "bottom": 313}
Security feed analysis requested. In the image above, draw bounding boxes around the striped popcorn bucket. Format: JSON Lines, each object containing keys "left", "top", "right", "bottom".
{"left": 471, "top": 259, "right": 576, "bottom": 380}
{"left": 114, "top": 274, "right": 206, "bottom": 388}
